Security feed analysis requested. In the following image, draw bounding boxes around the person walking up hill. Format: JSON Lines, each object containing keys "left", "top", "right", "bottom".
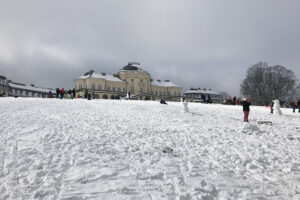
{"left": 60, "top": 88, "right": 65, "bottom": 99}
{"left": 242, "top": 98, "right": 251, "bottom": 122}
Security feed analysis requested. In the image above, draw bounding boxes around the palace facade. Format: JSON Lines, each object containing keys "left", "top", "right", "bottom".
{"left": 74, "top": 62, "right": 183, "bottom": 100}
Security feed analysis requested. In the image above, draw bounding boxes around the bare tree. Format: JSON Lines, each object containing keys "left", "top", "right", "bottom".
{"left": 240, "top": 62, "right": 298, "bottom": 105}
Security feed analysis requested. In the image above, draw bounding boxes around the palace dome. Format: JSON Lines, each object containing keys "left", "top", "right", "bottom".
{"left": 122, "top": 62, "right": 140, "bottom": 71}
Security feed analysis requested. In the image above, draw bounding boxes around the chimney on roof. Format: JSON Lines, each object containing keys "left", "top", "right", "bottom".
{"left": 164, "top": 80, "right": 170, "bottom": 82}
{"left": 101, "top": 72, "right": 106, "bottom": 76}
{"left": 157, "top": 80, "right": 161, "bottom": 82}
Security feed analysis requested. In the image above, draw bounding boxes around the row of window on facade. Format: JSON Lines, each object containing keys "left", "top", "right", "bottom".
{"left": 77, "top": 84, "right": 181, "bottom": 96}
{"left": 0, "top": 86, "right": 9, "bottom": 92}
{"left": 186, "top": 93, "right": 221, "bottom": 98}
{"left": 10, "top": 88, "right": 43, "bottom": 97}
{"left": 127, "top": 78, "right": 150, "bottom": 83}
{"left": 0, "top": 79, "right": 8, "bottom": 84}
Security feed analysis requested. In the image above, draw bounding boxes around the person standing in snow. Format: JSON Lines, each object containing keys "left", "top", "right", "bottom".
{"left": 298, "top": 100, "right": 300, "bottom": 113}
{"left": 84, "top": 89, "right": 88, "bottom": 99}
{"left": 207, "top": 95, "right": 212, "bottom": 104}
{"left": 72, "top": 88, "right": 76, "bottom": 99}
{"left": 291, "top": 101, "right": 296, "bottom": 113}
{"left": 56, "top": 88, "right": 60, "bottom": 98}
{"left": 182, "top": 97, "right": 189, "bottom": 112}
{"left": 60, "top": 88, "right": 65, "bottom": 99}
{"left": 242, "top": 98, "right": 251, "bottom": 122}
{"left": 270, "top": 101, "right": 274, "bottom": 114}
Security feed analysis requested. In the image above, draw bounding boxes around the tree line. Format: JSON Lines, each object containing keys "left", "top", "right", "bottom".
{"left": 240, "top": 62, "right": 299, "bottom": 106}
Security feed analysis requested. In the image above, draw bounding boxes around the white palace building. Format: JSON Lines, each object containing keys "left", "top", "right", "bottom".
{"left": 75, "top": 62, "right": 183, "bottom": 100}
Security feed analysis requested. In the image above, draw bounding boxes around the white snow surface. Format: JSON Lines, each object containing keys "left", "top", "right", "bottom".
{"left": 0, "top": 98, "right": 300, "bottom": 200}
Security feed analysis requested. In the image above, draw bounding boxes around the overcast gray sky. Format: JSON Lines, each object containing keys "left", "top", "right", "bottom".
{"left": 1, "top": 0, "right": 300, "bottom": 96}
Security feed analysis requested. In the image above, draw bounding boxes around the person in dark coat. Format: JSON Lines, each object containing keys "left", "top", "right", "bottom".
{"left": 84, "top": 89, "right": 88, "bottom": 99}
{"left": 242, "top": 98, "right": 251, "bottom": 122}
{"left": 201, "top": 94, "right": 206, "bottom": 103}
{"left": 298, "top": 100, "right": 300, "bottom": 113}
{"left": 270, "top": 101, "right": 274, "bottom": 114}
{"left": 207, "top": 95, "right": 212, "bottom": 104}
{"left": 87, "top": 93, "right": 91, "bottom": 100}
{"left": 160, "top": 99, "right": 167, "bottom": 104}
{"left": 233, "top": 96, "right": 237, "bottom": 105}
{"left": 291, "top": 101, "right": 296, "bottom": 113}
{"left": 72, "top": 88, "right": 76, "bottom": 99}
{"left": 56, "top": 88, "right": 60, "bottom": 98}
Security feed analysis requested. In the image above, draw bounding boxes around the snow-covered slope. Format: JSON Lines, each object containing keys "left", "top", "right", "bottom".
{"left": 0, "top": 98, "right": 300, "bottom": 200}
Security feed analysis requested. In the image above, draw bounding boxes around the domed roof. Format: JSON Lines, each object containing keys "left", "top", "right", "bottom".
{"left": 122, "top": 62, "right": 140, "bottom": 70}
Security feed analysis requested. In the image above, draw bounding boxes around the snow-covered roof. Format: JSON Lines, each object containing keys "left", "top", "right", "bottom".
{"left": 184, "top": 89, "right": 220, "bottom": 95}
{"left": 77, "top": 73, "right": 124, "bottom": 82}
{"left": 151, "top": 80, "right": 180, "bottom": 88}
{"left": 9, "top": 82, "right": 55, "bottom": 93}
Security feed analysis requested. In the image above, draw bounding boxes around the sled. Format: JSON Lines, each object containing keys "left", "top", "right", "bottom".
{"left": 258, "top": 121, "right": 272, "bottom": 125}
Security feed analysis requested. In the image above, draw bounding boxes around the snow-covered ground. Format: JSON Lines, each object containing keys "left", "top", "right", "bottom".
{"left": 1, "top": 98, "right": 300, "bottom": 200}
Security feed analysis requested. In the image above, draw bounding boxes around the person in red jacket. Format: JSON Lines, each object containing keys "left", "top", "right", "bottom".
{"left": 60, "top": 88, "right": 65, "bottom": 99}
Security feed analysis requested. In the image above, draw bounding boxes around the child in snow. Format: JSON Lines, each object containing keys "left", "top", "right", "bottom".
{"left": 182, "top": 97, "right": 189, "bottom": 112}
{"left": 270, "top": 101, "right": 274, "bottom": 114}
{"left": 242, "top": 98, "right": 251, "bottom": 122}
{"left": 160, "top": 99, "right": 167, "bottom": 104}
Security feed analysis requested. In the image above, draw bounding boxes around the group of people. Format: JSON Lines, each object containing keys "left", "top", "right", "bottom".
{"left": 291, "top": 100, "right": 300, "bottom": 113}
{"left": 224, "top": 96, "right": 243, "bottom": 105}
{"left": 55, "top": 88, "right": 76, "bottom": 99}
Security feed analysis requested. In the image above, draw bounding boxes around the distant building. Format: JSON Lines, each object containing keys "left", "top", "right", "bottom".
{"left": 0, "top": 74, "right": 55, "bottom": 98}
{"left": 74, "top": 62, "right": 183, "bottom": 100}
{"left": 184, "top": 88, "right": 223, "bottom": 103}
{"left": 0, "top": 75, "right": 9, "bottom": 96}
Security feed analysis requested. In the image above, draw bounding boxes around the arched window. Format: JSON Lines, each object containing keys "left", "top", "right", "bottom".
{"left": 98, "top": 85, "right": 101, "bottom": 90}
{"left": 140, "top": 88, "right": 143, "bottom": 94}
{"left": 131, "top": 87, "right": 134, "bottom": 94}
